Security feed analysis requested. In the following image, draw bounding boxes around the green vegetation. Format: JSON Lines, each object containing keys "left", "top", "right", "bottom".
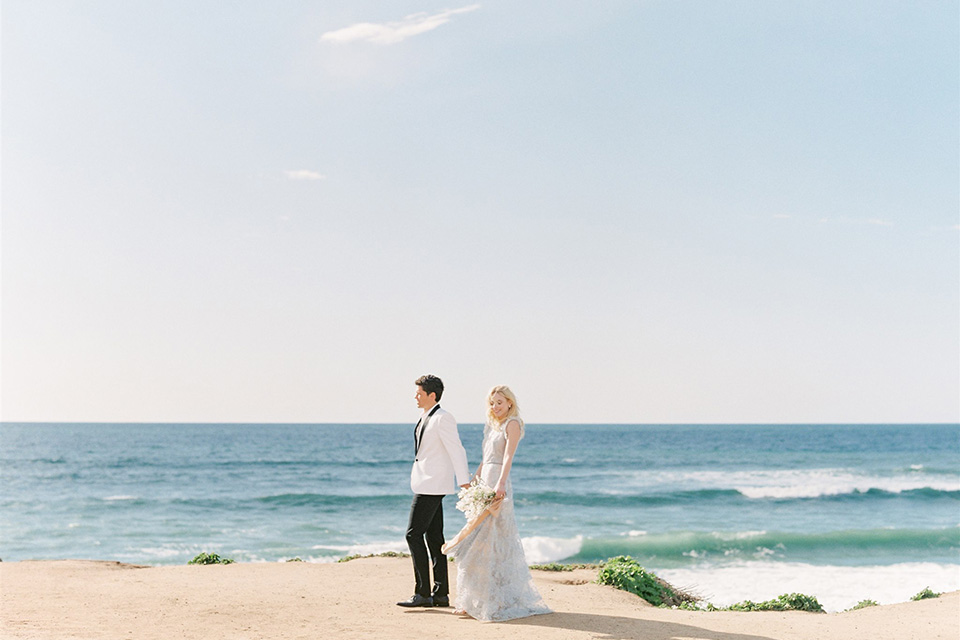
{"left": 595, "top": 556, "right": 696, "bottom": 607}
{"left": 188, "top": 552, "right": 235, "bottom": 565}
{"left": 286, "top": 557, "right": 304, "bottom": 562}
{"left": 911, "top": 587, "right": 940, "bottom": 601}
{"left": 337, "top": 551, "right": 410, "bottom": 563}
{"left": 593, "top": 556, "right": 828, "bottom": 613}
{"left": 674, "top": 593, "right": 825, "bottom": 613}
{"left": 588, "top": 556, "right": 945, "bottom": 613}
{"left": 529, "top": 562, "right": 600, "bottom": 572}
{"left": 724, "top": 593, "right": 825, "bottom": 613}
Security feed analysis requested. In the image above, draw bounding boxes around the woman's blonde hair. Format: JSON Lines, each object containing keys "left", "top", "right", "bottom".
{"left": 486, "top": 385, "right": 524, "bottom": 437}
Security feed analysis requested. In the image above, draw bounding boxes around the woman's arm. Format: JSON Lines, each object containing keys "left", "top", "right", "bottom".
{"left": 494, "top": 419, "right": 522, "bottom": 499}
{"left": 473, "top": 463, "right": 483, "bottom": 482}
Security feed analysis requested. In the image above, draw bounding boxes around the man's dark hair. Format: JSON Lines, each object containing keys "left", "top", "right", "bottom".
{"left": 415, "top": 374, "right": 444, "bottom": 402}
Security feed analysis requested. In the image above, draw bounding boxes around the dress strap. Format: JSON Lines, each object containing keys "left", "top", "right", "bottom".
{"left": 502, "top": 417, "right": 525, "bottom": 440}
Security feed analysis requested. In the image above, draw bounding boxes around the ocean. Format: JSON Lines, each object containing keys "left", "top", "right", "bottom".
{"left": 2, "top": 423, "right": 957, "bottom": 612}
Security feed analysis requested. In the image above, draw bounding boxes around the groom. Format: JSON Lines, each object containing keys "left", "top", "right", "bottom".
{"left": 397, "top": 374, "right": 470, "bottom": 608}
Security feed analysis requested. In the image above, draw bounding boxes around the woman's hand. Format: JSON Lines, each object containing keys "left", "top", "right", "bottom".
{"left": 494, "top": 482, "right": 506, "bottom": 500}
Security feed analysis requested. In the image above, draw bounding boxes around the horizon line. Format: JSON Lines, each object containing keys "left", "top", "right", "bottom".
{"left": 3, "top": 421, "right": 958, "bottom": 427}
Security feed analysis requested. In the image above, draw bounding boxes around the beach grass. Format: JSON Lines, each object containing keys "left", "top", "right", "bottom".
{"left": 529, "top": 562, "right": 600, "bottom": 572}
{"left": 337, "top": 551, "right": 410, "bottom": 563}
{"left": 187, "top": 553, "right": 234, "bottom": 565}
{"left": 596, "top": 555, "right": 698, "bottom": 607}
{"left": 722, "top": 592, "right": 825, "bottom": 613}
{"left": 591, "top": 556, "right": 830, "bottom": 613}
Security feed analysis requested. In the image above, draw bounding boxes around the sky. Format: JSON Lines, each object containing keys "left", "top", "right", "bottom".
{"left": 2, "top": 1, "right": 958, "bottom": 424}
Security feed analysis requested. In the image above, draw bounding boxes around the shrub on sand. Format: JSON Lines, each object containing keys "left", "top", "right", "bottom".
{"left": 337, "top": 551, "right": 410, "bottom": 563}
{"left": 911, "top": 587, "right": 940, "bottom": 601}
{"left": 595, "top": 556, "right": 697, "bottom": 607}
{"left": 188, "top": 552, "right": 234, "bottom": 565}
{"left": 848, "top": 599, "right": 878, "bottom": 610}
{"left": 725, "top": 593, "right": 824, "bottom": 613}
{"left": 529, "top": 562, "right": 599, "bottom": 572}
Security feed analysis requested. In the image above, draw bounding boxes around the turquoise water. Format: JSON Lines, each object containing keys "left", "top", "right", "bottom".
{"left": 2, "top": 423, "right": 958, "bottom": 609}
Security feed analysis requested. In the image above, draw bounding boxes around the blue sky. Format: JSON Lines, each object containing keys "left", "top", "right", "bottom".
{"left": 3, "top": 1, "right": 958, "bottom": 423}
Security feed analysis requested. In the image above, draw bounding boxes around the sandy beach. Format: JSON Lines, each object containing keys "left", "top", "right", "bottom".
{"left": 1, "top": 558, "right": 956, "bottom": 640}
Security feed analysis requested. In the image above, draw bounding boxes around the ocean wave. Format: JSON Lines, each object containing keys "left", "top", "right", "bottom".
{"left": 134, "top": 543, "right": 218, "bottom": 559}
{"left": 611, "top": 468, "right": 960, "bottom": 500}
{"left": 521, "top": 486, "right": 959, "bottom": 507}
{"left": 309, "top": 539, "right": 408, "bottom": 558}
{"left": 547, "top": 527, "right": 960, "bottom": 565}
{"left": 736, "top": 483, "right": 960, "bottom": 500}
{"left": 521, "top": 489, "right": 743, "bottom": 507}
{"left": 84, "top": 457, "right": 415, "bottom": 471}
{"left": 133, "top": 493, "right": 411, "bottom": 511}
{"left": 210, "top": 459, "right": 414, "bottom": 468}
{"left": 253, "top": 493, "right": 407, "bottom": 508}
{"left": 520, "top": 535, "right": 584, "bottom": 564}
{"left": 742, "top": 486, "right": 960, "bottom": 500}
{"left": 0, "top": 457, "right": 70, "bottom": 466}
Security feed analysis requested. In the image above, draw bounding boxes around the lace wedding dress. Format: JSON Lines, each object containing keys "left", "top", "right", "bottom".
{"left": 449, "top": 421, "right": 552, "bottom": 622}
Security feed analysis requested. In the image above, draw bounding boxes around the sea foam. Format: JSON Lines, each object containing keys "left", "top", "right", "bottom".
{"left": 567, "top": 527, "right": 960, "bottom": 565}
{"left": 658, "top": 561, "right": 960, "bottom": 613}
{"left": 521, "top": 535, "right": 584, "bottom": 564}
{"left": 640, "top": 468, "right": 960, "bottom": 500}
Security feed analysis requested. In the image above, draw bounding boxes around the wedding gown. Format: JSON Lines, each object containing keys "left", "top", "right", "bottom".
{"left": 449, "top": 421, "right": 552, "bottom": 622}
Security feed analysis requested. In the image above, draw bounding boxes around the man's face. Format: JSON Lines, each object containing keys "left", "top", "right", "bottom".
{"left": 415, "top": 386, "right": 435, "bottom": 410}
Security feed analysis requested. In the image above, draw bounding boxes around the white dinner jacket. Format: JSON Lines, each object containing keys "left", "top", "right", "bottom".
{"left": 410, "top": 406, "right": 470, "bottom": 495}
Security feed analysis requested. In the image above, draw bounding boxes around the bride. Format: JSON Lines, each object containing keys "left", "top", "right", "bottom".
{"left": 449, "top": 385, "right": 551, "bottom": 622}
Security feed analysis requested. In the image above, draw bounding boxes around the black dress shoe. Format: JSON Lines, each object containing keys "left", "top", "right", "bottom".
{"left": 396, "top": 594, "right": 434, "bottom": 607}
{"left": 433, "top": 597, "right": 450, "bottom": 607}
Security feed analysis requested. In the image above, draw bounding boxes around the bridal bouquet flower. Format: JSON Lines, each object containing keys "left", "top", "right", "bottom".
{"left": 455, "top": 478, "right": 497, "bottom": 521}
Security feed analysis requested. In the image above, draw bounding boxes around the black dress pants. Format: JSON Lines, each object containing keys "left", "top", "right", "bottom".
{"left": 405, "top": 493, "right": 447, "bottom": 598}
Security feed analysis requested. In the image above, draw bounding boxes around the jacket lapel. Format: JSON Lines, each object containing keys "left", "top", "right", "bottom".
{"left": 415, "top": 405, "right": 440, "bottom": 456}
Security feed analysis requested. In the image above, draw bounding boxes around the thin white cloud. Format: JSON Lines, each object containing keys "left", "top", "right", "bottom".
{"left": 800, "top": 216, "right": 902, "bottom": 229}
{"left": 818, "top": 217, "right": 895, "bottom": 227}
{"left": 772, "top": 214, "right": 791, "bottom": 219}
{"left": 285, "top": 170, "right": 327, "bottom": 181}
{"left": 320, "top": 5, "right": 480, "bottom": 45}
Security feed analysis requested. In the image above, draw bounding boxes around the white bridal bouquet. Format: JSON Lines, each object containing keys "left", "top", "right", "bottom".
{"left": 455, "top": 478, "right": 497, "bottom": 521}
